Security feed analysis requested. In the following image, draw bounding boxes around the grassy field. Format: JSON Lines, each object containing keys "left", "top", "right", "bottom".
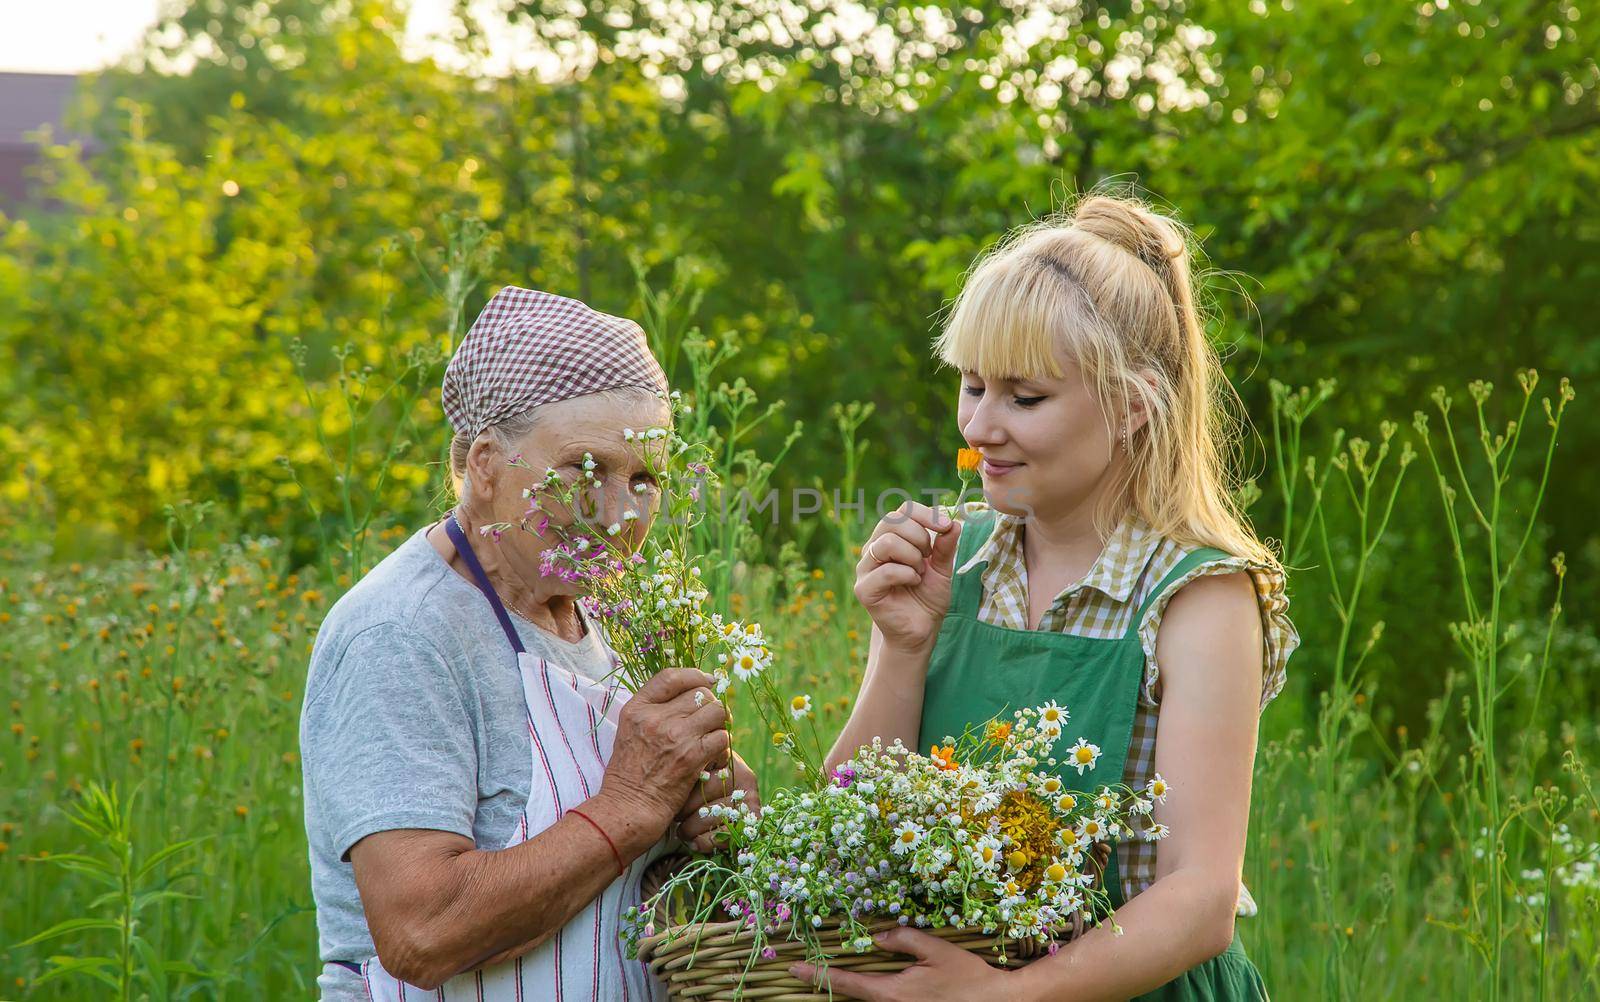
{"left": 4, "top": 2, "right": 1596, "bottom": 995}
{"left": 1, "top": 373, "right": 1595, "bottom": 1001}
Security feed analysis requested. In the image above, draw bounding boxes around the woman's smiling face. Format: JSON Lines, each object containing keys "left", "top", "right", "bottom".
{"left": 956, "top": 354, "right": 1122, "bottom": 521}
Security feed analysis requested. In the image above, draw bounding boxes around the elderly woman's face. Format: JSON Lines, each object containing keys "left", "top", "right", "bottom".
{"left": 476, "top": 391, "right": 672, "bottom": 591}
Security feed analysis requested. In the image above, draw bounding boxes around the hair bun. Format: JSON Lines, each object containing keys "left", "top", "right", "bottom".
{"left": 1073, "top": 195, "right": 1186, "bottom": 275}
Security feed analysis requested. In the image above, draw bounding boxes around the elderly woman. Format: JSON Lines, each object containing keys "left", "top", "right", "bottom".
{"left": 300, "top": 287, "right": 754, "bottom": 999}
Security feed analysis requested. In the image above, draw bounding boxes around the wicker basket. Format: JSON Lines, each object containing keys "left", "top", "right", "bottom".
{"left": 633, "top": 846, "right": 1107, "bottom": 1001}
{"left": 636, "top": 914, "right": 1081, "bottom": 1001}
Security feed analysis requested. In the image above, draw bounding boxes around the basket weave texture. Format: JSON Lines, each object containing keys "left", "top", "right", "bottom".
{"left": 636, "top": 911, "right": 1086, "bottom": 1001}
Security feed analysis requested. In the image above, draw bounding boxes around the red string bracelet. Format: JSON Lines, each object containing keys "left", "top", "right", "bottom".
{"left": 567, "top": 807, "right": 624, "bottom": 877}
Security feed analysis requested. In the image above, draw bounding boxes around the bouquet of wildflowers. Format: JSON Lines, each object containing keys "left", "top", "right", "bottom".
{"left": 480, "top": 392, "right": 823, "bottom": 776}
{"left": 630, "top": 703, "right": 1172, "bottom": 974}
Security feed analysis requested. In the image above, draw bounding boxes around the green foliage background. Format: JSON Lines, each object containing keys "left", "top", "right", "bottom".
{"left": 2, "top": 0, "right": 1597, "bottom": 997}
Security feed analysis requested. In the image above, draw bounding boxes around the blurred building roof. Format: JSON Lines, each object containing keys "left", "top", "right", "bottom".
{"left": 0, "top": 72, "right": 87, "bottom": 204}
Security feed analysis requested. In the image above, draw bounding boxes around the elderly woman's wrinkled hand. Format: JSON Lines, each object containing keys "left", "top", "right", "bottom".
{"left": 599, "top": 668, "right": 731, "bottom": 835}
{"left": 675, "top": 751, "right": 760, "bottom": 853}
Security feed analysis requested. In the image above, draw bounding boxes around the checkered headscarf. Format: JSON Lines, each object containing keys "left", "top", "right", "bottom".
{"left": 442, "top": 286, "right": 669, "bottom": 440}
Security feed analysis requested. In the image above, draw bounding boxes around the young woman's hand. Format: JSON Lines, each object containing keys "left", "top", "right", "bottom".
{"left": 790, "top": 927, "right": 1014, "bottom": 1001}
{"left": 854, "top": 502, "right": 962, "bottom": 654}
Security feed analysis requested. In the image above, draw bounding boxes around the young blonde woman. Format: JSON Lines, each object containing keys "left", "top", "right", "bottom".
{"left": 800, "top": 194, "right": 1300, "bottom": 1001}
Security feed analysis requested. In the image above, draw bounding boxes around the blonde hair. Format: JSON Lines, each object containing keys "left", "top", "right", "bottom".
{"left": 935, "top": 189, "right": 1276, "bottom": 569}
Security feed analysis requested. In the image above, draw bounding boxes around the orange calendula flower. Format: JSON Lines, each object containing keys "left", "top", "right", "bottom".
{"left": 985, "top": 720, "right": 1012, "bottom": 745}
{"left": 929, "top": 744, "right": 959, "bottom": 771}
{"left": 956, "top": 448, "right": 983, "bottom": 473}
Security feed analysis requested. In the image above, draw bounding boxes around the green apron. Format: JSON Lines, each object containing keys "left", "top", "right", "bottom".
{"left": 919, "top": 511, "right": 1269, "bottom": 1002}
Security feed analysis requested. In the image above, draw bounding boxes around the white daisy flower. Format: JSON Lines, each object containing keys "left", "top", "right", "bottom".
{"left": 1038, "top": 701, "right": 1069, "bottom": 735}
{"left": 1143, "top": 823, "right": 1171, "bottom": 841}
{"left": 972, "top": 836, "right": 1003, "bottom": 871}
{"left": 892, "top": 821, "right": 925, "bottom": 855}
{"left": 1066, "top": 738, "right": 1101, "bottom": 775}
{"left": 731, "top": 651, "right": 756, "bottom": 680}
{"left": 789, "top": 694, "right": 812, "bottom": 719}
{"left": 1146, "top": 774, "right": 1170, "bottom": 803}
{"left": 1080, "top": 817, "right": 1109, "bottom": 843}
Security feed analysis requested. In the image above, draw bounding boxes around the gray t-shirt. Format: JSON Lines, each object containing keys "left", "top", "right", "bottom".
{"left": 300, "top": 523, "right": 615, "bottom": 999}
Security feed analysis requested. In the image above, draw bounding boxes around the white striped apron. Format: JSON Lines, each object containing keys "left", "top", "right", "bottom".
{"left": 354, "top": 512, "right": 666, "bottom": 1000}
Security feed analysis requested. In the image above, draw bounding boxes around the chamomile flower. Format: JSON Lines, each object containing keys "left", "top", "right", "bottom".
{"left": 1038, "top": 700, "right": 1069, "bottom": 736}
{"left": 972, "top": 836, "right": 1003, "bottom": 871}
{"left": 1080, "top": 817, "right": 1109, "bottom": 843}
{"left": 1146, "top": 774, "right": 1170, "bottom": 803}
{"left": 1142, "top": 823, "right": 1171, "bottom": 841}
{"left": 1066, "top": 737, "right": 1102, "bottom": 775}
{"left": 892, "top": 820, "right": 925, "bottom": 855}
{"left": 732, "top": 649, "right": 763, "bottom": 681}
{"left": 790, "top": 694, "right": 813, "bottom": 719}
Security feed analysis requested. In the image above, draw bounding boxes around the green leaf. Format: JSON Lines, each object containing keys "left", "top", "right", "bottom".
{"left": 134, "top": 933, "right": 173, "bottom": 1000}
{"left": 16, "top": 916, "right": 122, "bottom": 947}
{"left": 29, "top": 954, "right": 121, "bottom": 990}
{"left": 135, "top": 838, "right": 203, "bottom": 882}
{"left": 26, "top": 852, "right": 119, "bottom": 886}
{"left": 132, "top": 888, "right": 199, "bottom": 914}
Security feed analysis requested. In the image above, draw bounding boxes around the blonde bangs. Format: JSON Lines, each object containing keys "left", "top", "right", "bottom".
{"left": 935, "top": 252, "right": 1071, "bottom": 380}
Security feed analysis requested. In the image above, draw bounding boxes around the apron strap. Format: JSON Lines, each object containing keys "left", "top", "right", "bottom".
{"left": 1125, "top": 545, "right": 1233, "bottom": 640}
{"left": 444, "top": 509, "right": 527, "bottom": 655}
{"left": 947, "top": 508, "right": 999, "bottom": 617}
